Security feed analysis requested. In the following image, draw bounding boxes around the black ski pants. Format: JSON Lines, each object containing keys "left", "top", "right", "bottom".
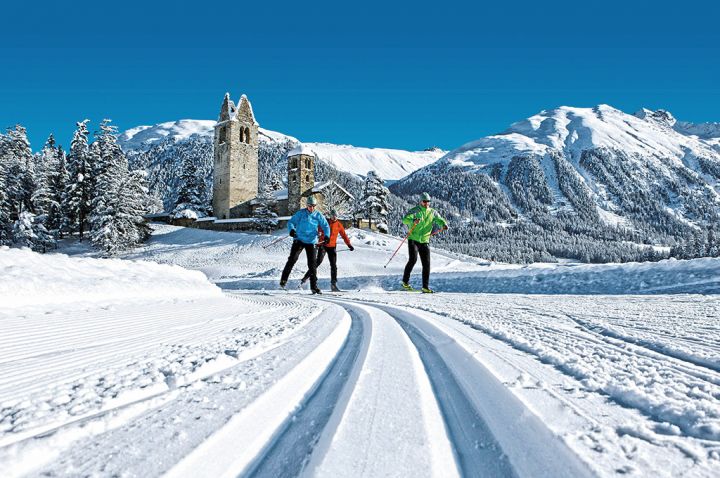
{"left": 281, "top": 240, "right": 318, "bottom": 289}
{"left": 303, "top": 246, "right": 338, "bottom": 284}
{"left": 403, "top": 239, "right": 431, "bottom": 289}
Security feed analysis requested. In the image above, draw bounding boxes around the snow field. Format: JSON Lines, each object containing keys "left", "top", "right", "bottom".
{"left": 0, "top": 246, "right": 222, "bottom": 310}
{"left": 2, "top": 225, "right": 719, "bottom": 477}
{"left": 351, "top": 293, "right": 720, "bottom": 476}
{"left": 165, "top": 304, "right": 352, "bottom": 478}
{"left": 0, "top": 291, "right": 326, "bottom": 476}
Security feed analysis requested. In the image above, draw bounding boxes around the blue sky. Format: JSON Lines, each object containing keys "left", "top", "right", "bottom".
{"left": 2, "top": 0, "right": 718, "bottom": 151}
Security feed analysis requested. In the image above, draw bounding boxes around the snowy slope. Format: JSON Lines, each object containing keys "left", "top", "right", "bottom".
{"left": 118, "top": 119, "right": 443, "bottom": 180}
{"left": 393, "top": 105, "right": 720, "bottom": 246}
{"left": 1, "top": 227, "right": 719, "bottom": 477}
{"left": 441, "top": 105, "right": 720, "bottom": 169}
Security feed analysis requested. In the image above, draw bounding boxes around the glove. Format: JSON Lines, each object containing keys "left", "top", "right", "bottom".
{"left": 413, "top": 218, "right": 420, "bottom": 225}
{"left": 443, "top": 225, "right": 449, "bottom": 231}
{"left": 323, "top": 237, "right": 331, "bottom": 245}
{"left": 348, "top": 245, "right": 354, "bottom": 251}
{"left": 289, "top": 229, "right": 296, "bottom": 238}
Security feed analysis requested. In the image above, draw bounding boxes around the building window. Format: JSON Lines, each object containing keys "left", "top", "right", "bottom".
{"left": 218, "top": 126, "right": 227, "bottom": 144}
{"left": 305, "top": 174, "right": 310, "bottom": 182}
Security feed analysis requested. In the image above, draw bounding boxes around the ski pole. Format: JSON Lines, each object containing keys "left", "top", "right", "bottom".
{"left": 262, "top": 235, "right": 289, "bottom": 249}
{"left": 384, "top": 222, "right": 418, "bottom": 268}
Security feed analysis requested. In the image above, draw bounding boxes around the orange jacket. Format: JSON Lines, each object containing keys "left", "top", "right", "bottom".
{"left": 317, "top": 219, "right": 352, "bottom": 248}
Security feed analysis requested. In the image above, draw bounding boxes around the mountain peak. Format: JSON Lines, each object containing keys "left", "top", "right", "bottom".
{"left": 634, "top": 108, "right": 677, "bottom": 126}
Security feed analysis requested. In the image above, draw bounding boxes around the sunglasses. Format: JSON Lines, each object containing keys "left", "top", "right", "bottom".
{"left": 307, "top": 204, "right": 316, "bottom": 208}
{"left": 421, "top": 200, "right": 430, "bottom": 203}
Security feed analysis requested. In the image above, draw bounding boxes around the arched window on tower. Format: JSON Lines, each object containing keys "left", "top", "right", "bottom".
{"left": 218, "top": 126, "right": 227, "bottom": 144}
{"left": 245, "top": 127, "right": 251, "bottom": 144}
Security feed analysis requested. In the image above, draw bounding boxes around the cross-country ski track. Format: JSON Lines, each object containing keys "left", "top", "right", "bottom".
{"left": 2, "top": 291, "right": 601, "bottom": 478}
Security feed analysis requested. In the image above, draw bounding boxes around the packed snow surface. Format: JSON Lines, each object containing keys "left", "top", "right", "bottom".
{"left": 1, "top": 225, "right": 719, "bottom": 477}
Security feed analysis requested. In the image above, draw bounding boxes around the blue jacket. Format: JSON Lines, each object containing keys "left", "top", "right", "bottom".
{"left": 288, "top": 208, "right": 330, "bottom": 245}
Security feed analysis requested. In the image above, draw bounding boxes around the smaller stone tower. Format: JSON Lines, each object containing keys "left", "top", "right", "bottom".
{"left": 213, "top": 93, "right": 259, "bottom": 219}
{"left": 287, "top": 145, "right": 316, "bottom": 214}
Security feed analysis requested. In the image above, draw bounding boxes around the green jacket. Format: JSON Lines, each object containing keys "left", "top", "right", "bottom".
{"left": 402, "top": 205, "right": 447, "bottom": 243}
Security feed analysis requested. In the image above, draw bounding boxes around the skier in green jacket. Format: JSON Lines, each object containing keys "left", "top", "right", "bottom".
{"left": 401, "top": 192, "right": 448, "bottom": 293}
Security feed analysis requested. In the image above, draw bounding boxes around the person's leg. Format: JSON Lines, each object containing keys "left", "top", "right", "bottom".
{"left": 418, "top": 242, "right": 431, "bottom": 289}
{"left": 303, "top": 245, "right": 326, "bottom": 282}
{"left": 402, "top": 240, "right": 419, "bottom": 284}
{"left": 327, "top": 247, "right": 338, "bottom": 284}
{"left": 280, "top": 240, "right": 304, "bottom": 285}
{"left": 304, "top": 243, "right": 319, "bottom": 290}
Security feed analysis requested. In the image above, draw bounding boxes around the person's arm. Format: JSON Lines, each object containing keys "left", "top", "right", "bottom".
{"left": 402, "top": 207, "right": 418, "bottom": 227}
{"left": 432, "top": 210, "right": 448, "bottom": 230}
{"left": 319, "top": 213, "right": 330, "bottom": 241}
{"left": 339, "top": 222, "right": 352, "bottom": 249}
{"left": 288, "top": 211, "right": 300, "bottom": 237}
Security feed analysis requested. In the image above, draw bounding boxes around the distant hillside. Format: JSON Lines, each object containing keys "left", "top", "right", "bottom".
{"left": 391, "top": 105, "right": 720, "bottom": 263}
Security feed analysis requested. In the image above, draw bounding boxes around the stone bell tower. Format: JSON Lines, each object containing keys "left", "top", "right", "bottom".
{"left": 287, "top": 145, "right": 316, "bottom": 214}
{"left": 213, "top": 93, "right": 259, "bottom": 219}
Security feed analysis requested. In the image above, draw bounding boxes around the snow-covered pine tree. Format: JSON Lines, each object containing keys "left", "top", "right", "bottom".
{"left": 252, "top": 185, "right": 279, "bottom": 233}
{"left": 173, "top": 153, "right": 209, "bottom": 219}
{"left": 116, "top": 169, "right": 151, "bottom": 246}
{"left": 0, "top": 135, "right": 11, "bottom": 245}
{"left": 67, "top": 120, "right": 92, "bottom": 240}
{"left": 89, "top": 119, "right": 150, "bottom": 254}
{"left": 31, "top": 135, "right": 62, "bottom": 243}
{"left": 358, "top": 170, "right": 390, "bottom": 232}
{"left": 5, "top": 125, "right": 34, "bottom": 217}
{"left": 11, "top": 211, "right": 53, "bottom": 251}
{"left": 54, "top": 145, "right": 71, "bottom": 237}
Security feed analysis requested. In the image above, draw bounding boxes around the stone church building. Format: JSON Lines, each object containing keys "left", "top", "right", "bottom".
{"left": 212, "top": 93, "right": 353, "bottom": 221}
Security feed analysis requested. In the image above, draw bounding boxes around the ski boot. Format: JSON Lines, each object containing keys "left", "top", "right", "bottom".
{"left": 331, "top": 283, "right": 341, "bottom": 292}
{"left": 421, "top": 287, "right": 435, "bottom": 294}
{"left": 311, "top": 287, "right": 323, "bottom": 295}
{"left": 401, "top": 282, "right": 415, "bottom": 291}
{"left": 279, "top": 280, "right": 287, "bottom": 289}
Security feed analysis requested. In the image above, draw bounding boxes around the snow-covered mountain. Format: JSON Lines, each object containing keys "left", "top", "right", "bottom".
{"left": 118, "top": 119, "right": 443, "bottom": 181}
{"left": 118, "top": 120, "right": 299, "bottom": 151}
{"left": 392, "top": 104, "right": 720, "bottom": 262}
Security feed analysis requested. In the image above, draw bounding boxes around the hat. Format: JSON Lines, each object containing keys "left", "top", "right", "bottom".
{"left": 306, "top": 195, "right": 318, "bottom": 205}
{"left": 329, "top": 209, "right": 337, "bottom": 217}
{"left": 421, "top": 192, "right": 431, "bottom": 202}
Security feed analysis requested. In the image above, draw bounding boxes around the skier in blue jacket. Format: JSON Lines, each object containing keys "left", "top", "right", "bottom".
{"left": 279, "top": 195, "right": 331, "bottom": 294}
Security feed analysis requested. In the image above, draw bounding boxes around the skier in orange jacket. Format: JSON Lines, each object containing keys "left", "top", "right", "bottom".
{"left": 301, "top": 209, "right": 354, "bottom": 291}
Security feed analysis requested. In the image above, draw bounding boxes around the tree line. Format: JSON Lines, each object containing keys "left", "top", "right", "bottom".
{"left": 0, "top": 121, "right": 151, "bottom": 254}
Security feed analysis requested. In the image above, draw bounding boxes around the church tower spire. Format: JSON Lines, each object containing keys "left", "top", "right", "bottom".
{"left": 212, "top": 93, "right": 259, "bottom": 219}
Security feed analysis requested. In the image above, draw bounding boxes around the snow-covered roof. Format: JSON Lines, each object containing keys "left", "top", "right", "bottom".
{"left": 312, "top": 180, "right": 355, "bottom": 200}
{"left": 287, "top": 143, "right": 317, "bottom": 157}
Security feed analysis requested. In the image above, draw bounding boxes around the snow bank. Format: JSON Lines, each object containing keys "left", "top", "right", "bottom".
{"left": 0, "top": 246, "right": 222, "bottom": 310}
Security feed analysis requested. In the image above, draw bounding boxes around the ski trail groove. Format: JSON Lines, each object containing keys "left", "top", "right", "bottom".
{"left": 333, "top": 298, "right": 595, "bottom": 478}
{"left": 305, "top": 299, "right": 459, "bottom": 478}
{"left": 243, "top": 313, "right": 365, "bottom": 478}
{"left": 395, "top": 318, "right": 518, "bottom": 478}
